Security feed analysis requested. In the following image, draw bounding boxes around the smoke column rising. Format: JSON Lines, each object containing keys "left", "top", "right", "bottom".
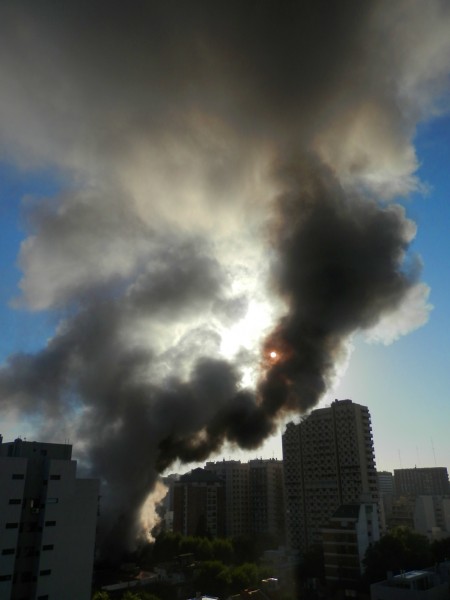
{"left": 0, "top": 1, "right": 448, "bottom": 556}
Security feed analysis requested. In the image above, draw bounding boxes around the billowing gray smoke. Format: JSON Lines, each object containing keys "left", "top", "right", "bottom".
{"left": 0, "top": 0, "right": 448, "bottom": 557}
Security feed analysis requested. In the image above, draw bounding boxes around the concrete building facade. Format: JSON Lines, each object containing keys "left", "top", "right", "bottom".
{"left": 204, "top": 459, "right": 284, "bottom": 541}
{"left": 0, "top": 436, "right": 99, "bottom": 600}
{"left": 204, "top": 460, "right": 250, "bottom": 538}
{"left": 394, "top": 468, "right": 450, "bottom": 497}
{"left": 248, "top": 459, "right": 285, "bottom": 542}
{"left": 282, "top": 399, "right": 378, "bottom": 552}
{"left": 377, "top": 471, "right": 394, "bottom": 496}
{"left": 413, "top": 495, "right": 450, "bottom": 541}
{"left": 172, "top": 468, "right": 226, "bottom": 538}
{"left": 323, "top": 503, "right": 380, "bottom": 585}
{"left": 377, "top": 470, "right": 395, "bottom": 532}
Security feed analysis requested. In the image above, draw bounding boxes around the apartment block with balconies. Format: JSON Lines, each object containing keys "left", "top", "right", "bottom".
{"left": 282, "top": 399, "right": 378, "bottom": 552}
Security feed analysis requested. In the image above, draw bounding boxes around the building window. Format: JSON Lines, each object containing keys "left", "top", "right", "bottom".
{"left": 44, "top": 521, "right": 56, "bottom": 527}
{"left": 42, "top": 544, "right": 54, "bottom": 551}
{"left": 39, "top": 569, "right": 51, "bottom": 576}
{"left": 1, "top": 549, "right": 15, "bottom": 555}
{"left": 5, "top": 523, "right": 18, "bottom": 529}
{"left": 0, "top": 575, "right": 12, "bottom": 582}
{"left": 49, "top": 474, "right": 61, "bottom": 480}
{"left": 37, "top": 596, "right": 49, "bottom": 600}
{"left": 11, "top": 474, "right": 24, "bottom": 480}
{"left": 46, "top": 498, "right": 58, "bottom": 504}
{"left": 8, "top": 499, "right": 21, "bottom": 505}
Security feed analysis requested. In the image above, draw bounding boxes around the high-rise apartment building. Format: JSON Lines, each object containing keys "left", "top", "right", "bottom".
{"left": 394, "top": 467, "right": 450, "bottom": 497}
{"left": 248, "top": 459, "right": 285, "bottom": 542}
{"left": 172, "top": 468, "right": 226, "bottom": 537}
{"left": 204, "top": 460, "right": 250, "bottom": 538}
{"left": 413, "top": 495, "right": 450, "bottom": 539}
{"left": 0, "top": 436, "right": 99, "bottom": 600}
{"left": 282, "top": 399, "right": 378, "bottom": 551}
{"left": 377, "top": 471, "right": 394, "bottom": 496}
{"left": 377, "top": 470, "right": 394, "bottom": 531}
{"left": 204, "top": 459, "right": 285, "bottom": 541}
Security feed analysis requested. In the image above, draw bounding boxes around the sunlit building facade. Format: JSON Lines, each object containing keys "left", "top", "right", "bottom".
{"left": 0, "top": 436, "right": 99, "bottom": 600}
{"left": 283, "top": 399, "right": 378, "bottom": 551}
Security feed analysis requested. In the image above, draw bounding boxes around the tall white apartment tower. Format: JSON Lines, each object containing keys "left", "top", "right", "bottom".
{"left": 282, "top": 399, "right": 378, "bottom": 552}
{"left": 0, "top": 436, "right": 99, "bottom": 600}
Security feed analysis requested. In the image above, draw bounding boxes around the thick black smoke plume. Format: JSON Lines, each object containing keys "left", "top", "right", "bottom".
{"left": 156, "top": 159, "right": 420, "bottom": 464}
{"left": 0, "top": 0, "right": 448, "bottom": 557}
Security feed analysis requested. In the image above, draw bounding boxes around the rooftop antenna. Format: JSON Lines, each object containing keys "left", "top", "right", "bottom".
{"left": 431, "top": 438, "right": 437, "bottom": 467}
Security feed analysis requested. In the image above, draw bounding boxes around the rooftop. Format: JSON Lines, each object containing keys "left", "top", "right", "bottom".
{"left": 179, "top": 468, "right": 223, "bottom": 483}
{"left": 0, "top": 437, "right": 72, "bottom": 460}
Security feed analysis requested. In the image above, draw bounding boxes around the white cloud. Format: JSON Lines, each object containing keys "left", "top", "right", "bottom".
{"left": 364, "top": 282, "right": 432, "bottom": 345}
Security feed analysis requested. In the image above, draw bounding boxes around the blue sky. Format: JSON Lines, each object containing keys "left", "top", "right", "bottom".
{"left": 0, "top": 165, "right": 61, "bottom": 355}
{"left": 332, "top": 113, "right": 450, "bottom": 473}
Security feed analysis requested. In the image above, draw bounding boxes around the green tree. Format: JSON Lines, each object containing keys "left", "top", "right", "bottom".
{"left": 363, "top": 527, "right": 431, "bottom": 583}
{"left": 231, "top": 535, "right": 260, "bottom": 564}
{"left": 179, "top": 535, "right": 213, "bottom": 560}
{"left": 196, "top": 536, "right": 213, "bottom": 560}
{"left": 431, "top": 536, "right": 450, "bottom": 563}
{"left": 92, "top": 592, "right": 110, "bottom": 600}
{"left": 228, "top": 562, "right": 271, "bottom": 591}
{"left": 194, "top": 560, "right": 230, "bottom": 595}
{"left": 121, "top": 592, "right": 161, "bottom": 600}
{"left": 152, "top": 531, "right": 182, "bottom": 562}
{"left": 211, "top": 537, "right": 234, "bottom": 564}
